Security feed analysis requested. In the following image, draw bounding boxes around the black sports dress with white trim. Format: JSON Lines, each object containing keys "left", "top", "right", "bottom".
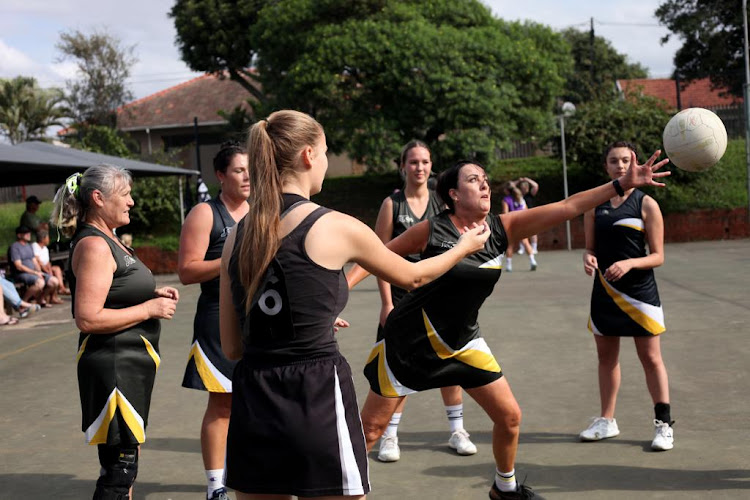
{"left": 225, "top": 194, "right": 370, "bottom": 497}
{"left": 182, "top": 197, "right": 238, "bottom": 392}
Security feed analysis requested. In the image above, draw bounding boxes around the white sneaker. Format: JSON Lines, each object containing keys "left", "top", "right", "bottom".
{"left": 448, "top": 429, "right": 478, "bottom": 455}
{"left": 377, "top": 435, "right": 400, "bottom": 462}
{"left": 517, "top": 246, "right": 525, "bottom": 254}
{"left": 579, "top": 417, "right": 620, "bottom": 441}
{"left": 651, "top": 419, "right": 674, "bottom": 451}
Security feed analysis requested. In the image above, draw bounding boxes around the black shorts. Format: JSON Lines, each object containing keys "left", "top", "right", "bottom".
{"left": 226, "top": 354, "right": 370, "bottom": 497}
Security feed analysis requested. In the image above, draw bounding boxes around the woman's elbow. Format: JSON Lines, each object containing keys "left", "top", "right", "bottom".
{"left": 76, "top": 316, "right": 101, "bottom": 334}
{"left": 177, "top": 265, "right": 197, "bottom": 285}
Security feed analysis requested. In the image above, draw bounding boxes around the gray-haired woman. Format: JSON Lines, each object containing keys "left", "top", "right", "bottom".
{"left": 52, "top": 165, "right": 179, "bottom": 499}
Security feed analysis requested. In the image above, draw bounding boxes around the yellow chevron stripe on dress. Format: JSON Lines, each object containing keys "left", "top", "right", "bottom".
{"left": 76, "top": 335, "right": 90, "bottom": 363}
{"left": 187, "top": 341, "right": 231, "bottom": 392}
{"left": 141, "top": 335, "right": 160, "bottom": 370}
{"left": 116, "top": 389, "right": 146, "bottom": 443}
{"left": 597, "top": 272, "right": 665, "bottom": 335}
{"left": 366, "top": 340, "right": 415, "bottom": 398}
{"left": 422, "top": 310, "right": 501, "bottom": 372}
{"left": 85, "top": 388, "right": 117, "bottom": 445}
{"left": 478, "top": 255, "right": 503, "bottom": 269}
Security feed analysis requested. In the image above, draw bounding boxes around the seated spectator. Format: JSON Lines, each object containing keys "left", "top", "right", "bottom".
{"left": 0, "top": 306, "right": 18, "bottom": 326}
{"left": 32, "top": 229, "right": 69, "bottom": 298}
{"left": 1, "top": 275, "right": 40, "bottom": 318}
{"left": 20, "top": 196, "right": 48, "bottom": 242}
{"left": 9, "top": 225, "right": 58, "bottom": 305}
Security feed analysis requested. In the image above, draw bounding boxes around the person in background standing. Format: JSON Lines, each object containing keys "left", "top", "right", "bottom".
{"left": 20, "top": 195, "right": 48, "bottom": 242}
{"left": 516, "top": 177, "right": 539, "bottom": 255}
{"left": 579, "top": 141, "right": 674, "bottom": 451}
{"left": 179, "top": 141, "right": 250, "bottom": 500}
{"left": 369, "top": 140, "right": 477, "bottom": 463}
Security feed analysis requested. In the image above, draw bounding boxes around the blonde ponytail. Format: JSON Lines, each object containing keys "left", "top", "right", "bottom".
{"left": 238, "top": 110, "right": 323, "bottom": 312}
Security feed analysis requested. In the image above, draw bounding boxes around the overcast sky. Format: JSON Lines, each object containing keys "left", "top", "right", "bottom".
{"left": 0, "top": 0, "right": 680, "bottom": 101}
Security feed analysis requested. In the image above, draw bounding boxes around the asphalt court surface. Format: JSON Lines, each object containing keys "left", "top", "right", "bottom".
{"left": 1, "top": 239, "right": 748, "bottom": 499}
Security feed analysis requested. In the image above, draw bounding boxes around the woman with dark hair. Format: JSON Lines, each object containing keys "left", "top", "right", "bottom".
{"left": 500, "top": 181, "right": 536, "bottom": 272}
{"left": 52, "top": 164, "right": 179, "bottom": 499}
{"left": 579, "top": 141, "right": 674, "bottom": 451}
{"left": 370, "top": 140, "right": 477, "bottom": 462}
{"left": 218, "top": 110, "right": 490, "bottom": 499}
{"left": 347, "top": 153, "right": 669, "bottom": 499}
{"left": 178, "top": 141, "right": 249, "bottom": 500}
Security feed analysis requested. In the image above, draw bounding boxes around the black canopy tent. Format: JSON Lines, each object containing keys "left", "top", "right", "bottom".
{"left": 0, "top": 141, "right": 199, "bottom": 222}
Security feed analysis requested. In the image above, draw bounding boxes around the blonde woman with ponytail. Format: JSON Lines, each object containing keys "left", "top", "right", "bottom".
{"left": 219, "top": 110, "right": 490, "bottom": 499}
{"left": 53, "top": 165, "right": 179, "bottom": 500}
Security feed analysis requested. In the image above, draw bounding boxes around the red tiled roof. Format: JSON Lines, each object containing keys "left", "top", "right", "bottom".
{"left": 116, "top": 73, "right": 256, "bottom": 130}
{"left": 617, "top": 77, "right": 742, "bottom": 109}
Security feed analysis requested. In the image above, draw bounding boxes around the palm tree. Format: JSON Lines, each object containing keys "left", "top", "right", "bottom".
{"left": 0, "top": 76, "right": 68, "bottom": 144}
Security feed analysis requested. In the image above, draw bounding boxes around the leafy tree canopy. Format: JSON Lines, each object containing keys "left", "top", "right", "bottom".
{"left": 56, "top": 29, "right": 137, "bottom": 127}
{"left": 0, "top": 76, "right": 67, "bottom": 144}
{"left": 250, "top": 0, "right": 571, "bottom": 170}
{"left": 656, "top": 0, "right": 745, "bottom": 96}
{"left": 563, "top": 90, "right": 673, "bottom": 185}
{"left": 170, "top": 0, "right": 265, "bottom": 102}
{"left": 560, "top": 28, "right": 649, "bottom": 104}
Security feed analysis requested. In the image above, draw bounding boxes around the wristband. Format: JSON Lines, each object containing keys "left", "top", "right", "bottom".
{"left": 612, "top": 178, "right": 625, "bottom": 197}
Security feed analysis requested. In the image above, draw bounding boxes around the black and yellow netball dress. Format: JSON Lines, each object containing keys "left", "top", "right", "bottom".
{"left": 69, "top": 225, "right": 161, "bottom": 446}
{"left": 182, "top": 197, "right": 238, "bottom": 393}
{"left": 365, "top": 211, "right": 508, "bottom": 397}
{"left": 588, "top": 189, "right": 665, "bottom": 337}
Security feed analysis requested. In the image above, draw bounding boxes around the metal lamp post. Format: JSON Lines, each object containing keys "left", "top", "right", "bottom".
{"left": 559, "top": 101, "right": 576, "bottom": 251}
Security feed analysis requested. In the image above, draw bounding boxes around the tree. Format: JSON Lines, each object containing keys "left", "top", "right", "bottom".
{"left": 563, "top": 90, "right": 673, "bottom": 185}
{"left": 0, "top": 76, "right": 67, "bottom": 144}
{"left": 560, "top": 28, "right": 649, "bottom": 104}
{"left": 170, "top": 0, "right": 266, "bottom": 102}
{"left": 251, "top": 0, "right": 571, "bottom": 171}
{"left": 64, "top": 124, "right": 138, "bottom": 157}
{"left": 656, "top": 0, "right": 745, "bottom": 97}
{"left": 56, "top": 29, "right": 137, "bottom": 127}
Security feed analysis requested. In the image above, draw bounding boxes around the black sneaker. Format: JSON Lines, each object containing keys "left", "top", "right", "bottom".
{"left": 208, "top": 488, "right": 230, "bottom": 500}
{"left": 489, "top": 481, "right": 545, "bottom": 499}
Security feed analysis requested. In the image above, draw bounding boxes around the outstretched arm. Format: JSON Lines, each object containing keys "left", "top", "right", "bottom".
{"left": 502, "top": 150, "right": 669, "bottom": 243}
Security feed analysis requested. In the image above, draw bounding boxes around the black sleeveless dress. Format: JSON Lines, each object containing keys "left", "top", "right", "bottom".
{"left": 225, "top": 195, "right": 369, "bottom": 497}
{"left": 365, "top": 211, "right": 507, "bottom": 396}
{"left": 68, "top": 225, "right": 159, "bottom": 446}
{"left": 588, "top": 189, "right": 665, "bottom": 336}
{"left": 182, "top": 197, "right": 239, "bottom": 392}
{"left": 386, "top": 188, "right": 444, "bottom": 305}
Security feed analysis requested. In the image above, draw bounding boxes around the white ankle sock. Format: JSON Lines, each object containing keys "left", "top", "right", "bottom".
{"left": 529, "top": 254, "right": 537, "bottom": 266}
{"left": 384, "top": 412, "right": 402, "bottom": 438}
{"left": 206, "top": 468, "right": 225, "bottom": 496}
{"left": 495, "top": 468, "right": 517, "bottom": 492}
{"left": 505, "top": 257, "right": 512, "bottom": 271}
{"left": 445, "top": 404, "right": 464, "bottom": 433}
